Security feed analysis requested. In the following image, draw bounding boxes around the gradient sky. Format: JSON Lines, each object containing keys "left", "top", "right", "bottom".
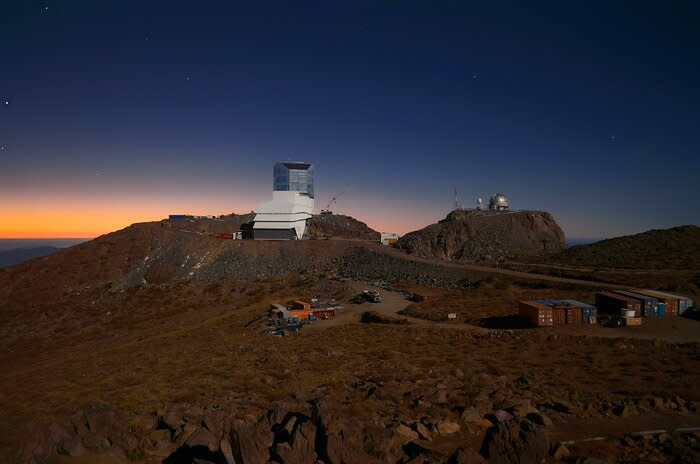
{"left": 1, "top": 1, "right": 698, "bottom": 238}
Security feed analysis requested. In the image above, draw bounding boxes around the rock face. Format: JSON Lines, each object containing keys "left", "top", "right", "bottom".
{"left": 304, "top": 214, "right": 380, "bottom": 241}
{"left": 395, "top": 209, "right": 565, "bottom": 262}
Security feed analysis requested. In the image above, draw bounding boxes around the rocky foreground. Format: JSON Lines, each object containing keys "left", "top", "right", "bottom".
{"left": 12, "top": 368, "right": 699, "bottom": 463}
{"left": 396, "top": 210, "right": 566, "bottom": 262}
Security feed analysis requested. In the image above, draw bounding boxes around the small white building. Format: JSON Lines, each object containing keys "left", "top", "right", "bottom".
{"left": 380, "top": 232, "right": 399, "bottom": 246}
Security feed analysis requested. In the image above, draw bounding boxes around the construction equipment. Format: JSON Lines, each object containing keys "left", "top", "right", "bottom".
{"left": 320, "top": 191, "right": 344, "bottom": 215}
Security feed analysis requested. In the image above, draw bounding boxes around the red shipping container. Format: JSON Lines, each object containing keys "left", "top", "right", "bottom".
{"left": 215, "top": 233, "right": 234, "bottom": 239}
{"left": 518, "top": 301, "right": 553, "bottom": 327}
{"left": 565, "top": 307, "right": 582, "bottom": 324}
{"left": 551, "top": 307, "right": 567, "bottom": 325}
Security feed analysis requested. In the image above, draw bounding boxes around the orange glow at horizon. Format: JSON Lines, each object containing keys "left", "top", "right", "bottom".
{"left": 0, "top": 190, "right": 446, "bottom": 239}
{"left": 0, "top": 211, "right": 166, "bottom": 238}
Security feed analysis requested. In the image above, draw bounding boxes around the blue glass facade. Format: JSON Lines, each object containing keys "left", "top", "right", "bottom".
{"left": 273, "top": 162, "right": 314, "bottom": 198}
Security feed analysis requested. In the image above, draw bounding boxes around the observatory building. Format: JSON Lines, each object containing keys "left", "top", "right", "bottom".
{"left": 253, "top": 162, "right": 314, "bottom": 240}
{"left": 489, "top": 193, "right": 509, "bottom": 211}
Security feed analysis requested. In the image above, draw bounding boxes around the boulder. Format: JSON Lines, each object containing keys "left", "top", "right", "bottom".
{"left": 481, "top": 419, "right": 549, "bottom": 464}
{"left": 311, "top": 398, "right": 383, "bottom": 464}
{"left": 414, "top": 422, "right": 433, "bottom": 441}
{"left": 84, "top": 406, "right": 118, "bottom": 438}
{"left": 186, "top": 427, "right": 219, "bottom": 453}
{"left": 551, "top": 442, "right": 570, "bottom": 460}
{"left": 203, "top": 410, "right": 226, "bottom": 440}
{"left": 275, "top": 420, "right": 318, "bottom": 464}
{"left": 395, "top": 424, "right": 419, "bottom": 442}
{"left": 229, "top": 419, "right": 275, "bottom": 464}
{"left": 149, "top": 429, "right": 172, "bottom": 449}
{"left": 450, "top": 447, "right": 487, "bottom": 464}
{"left": 58, "top": 435, "right": 86, "bottom": 457}
{"left": 437, "top": 420, "right": 461, "bottom": 435}
{"left": 161, "top": 410, "right": 186, "bottom": 431}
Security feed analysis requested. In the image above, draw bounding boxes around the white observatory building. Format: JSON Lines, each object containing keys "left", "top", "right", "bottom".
{"left": 253, "top": 162, "right": 314, "bottom": 240}
{"left": 489, "top": 193, "right": 510, "bottom": 211}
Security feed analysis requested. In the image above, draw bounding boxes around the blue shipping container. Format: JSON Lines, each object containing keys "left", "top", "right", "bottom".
{"left": 657, "top": 302, "right": 665, "bottom": 317}
{"left": 169, "top": 214, "right": 186, "bottom": 219}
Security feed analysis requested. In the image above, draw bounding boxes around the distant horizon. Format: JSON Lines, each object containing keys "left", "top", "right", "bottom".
{"left": 3, "top": 220, "right": 690, "bottom": 244}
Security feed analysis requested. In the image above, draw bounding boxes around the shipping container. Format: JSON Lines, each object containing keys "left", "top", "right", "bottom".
{"left": 622, "top": 316, "right": 642, "bottom": 327}
{"left": 214, "top": 233, "right": 234, "bottom": 239}
{"left": 518, "top": 301, "right": 553, "bottom": 327}
{"left": 560, "top": 299, "right": 599, "bottom": 324}
{"left": 551, "top": 306, "right": 566, "bottom": 325}
{"left": 614, "top": 290, "right": 658, "bottom": 318}
{"left": 169, "top": 214, "right": 187, "bottom": 219}
{"left": 566, "top": 307, "right": 583, "bottom": 324}
{"left": 289, "top": 309, "right": 313, "bottom": 320}
{"left": 312, "top": 309, "right": 336, "bottom": 320}
{"left": 629, "top": 289, "right": 676, "bottom": 316}
{"left": 596, "top": 291, "right": 641, "bottom": 317}
{"left": 535, "top": 299, "right": 579, "bottom": 324}
{"left": 641, "top": 289, "right": 692, "bottom": 316}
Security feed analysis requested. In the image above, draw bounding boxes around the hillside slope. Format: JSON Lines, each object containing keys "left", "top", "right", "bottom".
{"left": 396, "top": 209, "right": 565, "bottom": 262}
{"left": 552, "top": 225, "right": 700, "bottom": 269}
{"left": 0, "top": 247, "right": 61, "bottom": 268}
{"left": 304, "top": 214, "right": 380, "bottom": 240}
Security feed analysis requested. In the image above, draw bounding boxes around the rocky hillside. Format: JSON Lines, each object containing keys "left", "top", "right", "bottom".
{"left": 552, "top": 225, "right": 700, "bottom": 269}
{"left": 0, "top": 246, "right": 60, "bottom": 268}
{"left": 304, "top": 214, "right": 380, "bottom": 240}
{"left": 396, "top": 209, "right": 565, "bottom": 262}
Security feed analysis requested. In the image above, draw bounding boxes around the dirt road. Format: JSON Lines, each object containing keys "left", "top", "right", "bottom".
{"left": 376, "top": 245, "right": 627, "bottom": 288}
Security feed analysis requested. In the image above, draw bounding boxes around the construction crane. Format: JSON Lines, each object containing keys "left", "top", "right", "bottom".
{"left": 320, "top": 191, "right": 344, "bottom": 215}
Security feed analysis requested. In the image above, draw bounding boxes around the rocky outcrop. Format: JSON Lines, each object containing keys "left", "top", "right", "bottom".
{"left": 396, "top": 209, "right": 565, "bottom": 262}
{"left": 304, "top": 214, "right": 380, "bottom": 241}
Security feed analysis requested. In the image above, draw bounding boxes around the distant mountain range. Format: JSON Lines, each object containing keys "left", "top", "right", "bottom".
{"left": 0, "top": 246, "right": 62, "bottom": 268}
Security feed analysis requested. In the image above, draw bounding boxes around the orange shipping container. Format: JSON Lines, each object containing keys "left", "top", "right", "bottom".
{"left": 518, "top": 301, "right": 553, "bottom": 327}
{"left": 289, "top": 310, "right": 313, "bottom": 320}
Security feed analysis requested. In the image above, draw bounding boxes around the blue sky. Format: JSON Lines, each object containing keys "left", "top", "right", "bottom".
{"left": 1, "top": 1, "right": 698, "bottom": 237}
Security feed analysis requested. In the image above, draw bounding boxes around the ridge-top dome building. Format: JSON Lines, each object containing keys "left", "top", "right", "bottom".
{"left": 489, "top": 193, "right": 509, "bottom": 211}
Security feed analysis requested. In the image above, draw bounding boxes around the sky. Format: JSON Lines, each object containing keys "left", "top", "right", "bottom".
{"left": 1, "top": 1, "right": 698, "bottom": 238}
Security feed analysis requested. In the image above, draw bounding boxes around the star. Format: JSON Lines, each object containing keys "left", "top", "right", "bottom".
{"left": 472, "top": 72, "right": 478, "bottom": 80}
{"left": 185, "top": 74, "right": 191, "bottom": 81}
{"left": 0, "top": 146, "right": 5, "bottom": 151}
{"left": 3, "top": 100, "right": 8, "bottom": 105}
{"left": 609, "top": 135, "right": 616, "bottom": 143}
